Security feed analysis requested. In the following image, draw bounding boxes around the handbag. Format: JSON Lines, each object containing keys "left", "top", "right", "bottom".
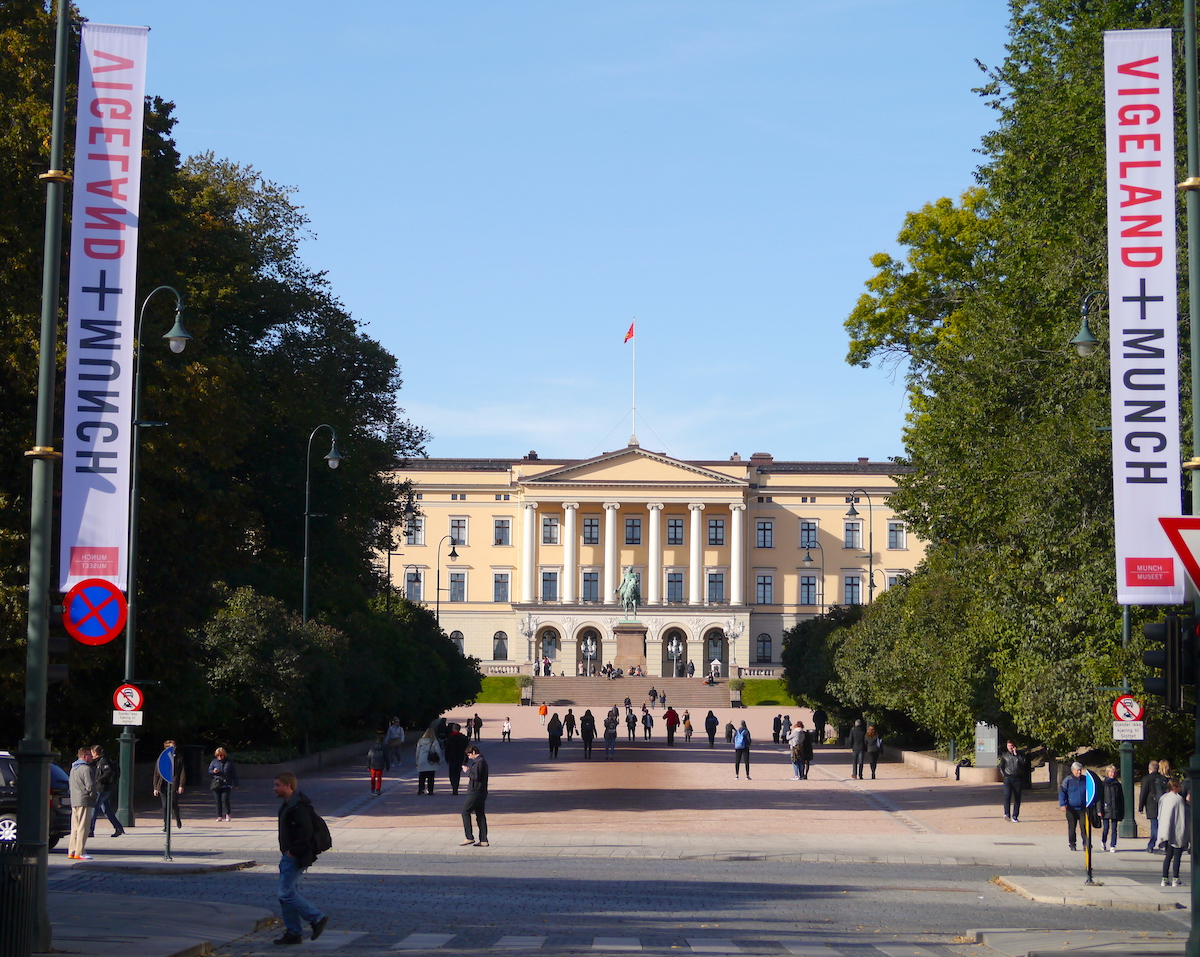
{"left": 426, "top": 743, "right": 440, "bottom": 765}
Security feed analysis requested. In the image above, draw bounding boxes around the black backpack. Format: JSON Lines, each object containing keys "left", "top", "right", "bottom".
{"left": 309, "top": 805, "right": 333, "bottom": 857}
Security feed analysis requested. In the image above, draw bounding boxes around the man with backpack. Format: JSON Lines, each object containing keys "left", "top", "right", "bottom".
{"left": 733, "top": 721, "right": 752, "bottom": 780}
{"left": 274, "top": 771, "right": 331, "bottom": 945}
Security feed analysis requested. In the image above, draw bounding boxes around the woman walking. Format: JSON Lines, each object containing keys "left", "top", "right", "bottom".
{"left": 415, "top": 726, "right": 443, "bottom": 794}
{"left": 547, "top": 713, "right": 564, "bottom": 758}
{"left": 705, "top": 710, "right": 719, "bottom": 748}
{"left": 207, "top": 747, "right": 238, "bottom": 821}
{"left": 1159, "top": 778, "right": 1190, "bottom": 886}
{"left": 683, "top": 711, "right": 693, "bottom": 743}
{"left": 1099, "top": 764, "right": 1125, "bottom": 852}
{"left": 580, "top": 709, "right": 597, "bottom": 760}
{"left": 733, "top": 720, "right": 751, "bottom": 780}
{"left": 865, "top": 725, "right": 883, "bottom": 779}
{"left": 786, "top": 721, "right": 806, "bottom": 780}
{"left": 603, "top": 710, "right": 619, "bottom": 760}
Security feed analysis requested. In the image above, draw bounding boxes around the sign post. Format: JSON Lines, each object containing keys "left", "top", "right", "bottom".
{"left": 157, "top": 746, "right": 175, "bottom": 861}
{"left": 1084, "top": 770, "right": 1100, "bottom": 886}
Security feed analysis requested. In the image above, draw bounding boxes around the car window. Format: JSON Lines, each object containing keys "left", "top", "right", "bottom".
{"left": 49, "top": 764, "right": 69, "bottom": 789}
{"left": 0, "top": 759, "right": 16, "bottom": 787}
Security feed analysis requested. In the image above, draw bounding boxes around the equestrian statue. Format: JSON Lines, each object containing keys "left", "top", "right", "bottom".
{"left": 616, "top": 567, "right": 641, "bottom": 619}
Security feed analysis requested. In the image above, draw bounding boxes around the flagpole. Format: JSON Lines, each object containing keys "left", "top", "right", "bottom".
{"left": 630, "top": 318, "right": 638, "bottom": 446}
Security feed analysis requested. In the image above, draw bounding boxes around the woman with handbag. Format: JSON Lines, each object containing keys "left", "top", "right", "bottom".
{"left": 416, "top": 726, "right": 443, "bottom": 794}
{"left": 865, "top": 725, "right": 883, "bottom": 780}
{"left": 207, "top": 747, "right": 239, "bottom": 821}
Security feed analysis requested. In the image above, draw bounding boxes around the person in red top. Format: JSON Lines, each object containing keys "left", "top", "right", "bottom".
{"left": 538, "top": 702, "right": 548, "bottom": 725}
{"left": 663, "top": 707, "right": 680, "bottom": 746}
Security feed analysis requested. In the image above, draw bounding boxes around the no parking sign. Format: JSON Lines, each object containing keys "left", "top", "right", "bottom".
{"left": 62, "top": 578, "right": 127, "bottom": 645}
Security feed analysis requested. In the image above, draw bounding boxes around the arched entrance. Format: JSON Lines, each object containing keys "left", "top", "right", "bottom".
{"left": 661, "top": 628, "right": 687, "bottom": 677}
{"left": 537, "top": 627, "right": 560, "bottom": 675}
{"left": 704, "top": 628, "right": 727, "bottom": 677}
{"left": 576, "top": 628, "right": 602, "bottom": 676}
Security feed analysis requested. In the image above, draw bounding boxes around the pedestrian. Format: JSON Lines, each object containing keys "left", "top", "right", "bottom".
{"left": 705, "top": 710, "right": 719, "bottom": 748}
{"left": 415, "top": 726, "right": 443, "bottom": 795}
{"left": 1158, "top": 778, "right": 1189, "bottom": 886}
{"left": 152, "top": 739, "right": 185, "bottom": 830}
{"left": 1059, "top": 761, "right": 1089, "bottom": 851}
{"left": 659, "top": 691, "right": 667, "bottom": 709}
{"left": 626, "top": 709, "right": 637, "bottom": 741}
{"left": 800, "top": 722, "right": 814, "bottom": 778}
{"left": 603, "top": 710, "right": 619, "bottom": 759}
{"left": 725, "top": 720, "right": 735, "bottom": 743}
{"left": 1140, "top": 760, "right": 1167, "bottom": 852}
{"left": 772, "top": 715, "right": 782, "bottom": 744}
{"left": 502, "top": 717, "right": 512, "bottom": 742}
{"left": 580, "top": 709, "right": 596, "bottom": 760}
{"left": 273, "top": 771, "right": 330, "bottom": 944}
{"left": 462, "top": 717, "right": 472, "bottom": 743}
{"left": 687, "top": 660, "right": 695, "bottom": 678}
{"left": 848, "top": 719, "right": 867, "bottom": 780}
{"left": 473, "top": 714, "right": 483, "bottom": 740}
{"left": 664, "top": 706, "right": 679, "bottom": 746}
{"left": 865, "top": 725, "right": 883, "bottom": 779}
{"left": 649, "top": 687, "right": 658, "bottom": 708}
{"left": 539, "top": 702, "right": 548, "bottom": 725}
{"left": 787, "top": 721, "right": 806, "bottom": 780}
{"left": 67, "top": 746, "right": 96, "bottom": 860}
{"left": 385, "top": 717, "right": 405, "bottom": 769}
{"left": 624, "top": 696, "right": 632, "bottom": 710}
{"left": 443, "top": 723, "right": 469, "bottom": 795}
{"left": 683, "top": 711, "right": 693, "bottom": 743}
{"left": 459, "top": 744, "right": 489, "bottom": 847}
{"left": 1099, "top": 764, "right": 1125, "bottom": 852}
{"left": 733, "top": 721, "right": 751, "bottom": 780}
{"left": 547, "top": 712, "right": 564, "bottom": 758}
{"left": 89, "top": 744, "right": 124, "bottom": 838}
{"left": 367, "top": 735, "right": 387, "bottom": 795}
{"left": 208, "top": 747, "right": 239, "bottom": 820}
{"left": 813, "top": 707, "right": 827, "bottom": 744}
{"left": 564, "top": 708, "right": 576, "bottom": 742}
{"left": 998, "top": 740, "right": 1027, "bottom": 822}
{"left": 642, "top": 710, "right": 654, "bottom": 741}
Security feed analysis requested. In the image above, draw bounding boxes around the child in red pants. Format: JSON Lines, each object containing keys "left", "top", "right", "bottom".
{"left": 367, "top": 735, "right": 387, "bottom": 794}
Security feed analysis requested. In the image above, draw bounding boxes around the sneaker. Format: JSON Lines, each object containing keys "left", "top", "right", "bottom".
{"left": 76, "top": 854, "right": 92, "bottom": 861}
{"left": 1004, "top": 814, "right": 1011, "bottom": 821}
{"left": 111, "top": 829, "right": 124, "bottom": 837}
{"left": 1163, "top": 878, "right": 1171, "bottom": 886}
{"left": 1174, "top": 878, "right": 1184, "bottom": 886}
{"left": 475, "top": 841, "right": 489, "bottom": 847}
{"left": 311, "top": 916, "right": 329, "bottom": 940}
{"left": 274, "top": 931, "right": 303, "bottom": 945}
{"left": 67, "top": 853, "right": 77, "bottom": 859}
{"left": 1012, "top": 818, "right": 1019, "bottom": 823}
{"left": 1101, "top": 843, "right": 1107, "bottom": 851}
{"left": 460, "top": 839, "right": 476, "bottom": 846}
{"left": 1108, "top": 847, "right": 1117, "bottom": 853}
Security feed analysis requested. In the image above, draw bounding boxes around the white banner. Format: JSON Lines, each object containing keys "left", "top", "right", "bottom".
{"left": 1104, "top": 29, "right": 1184, "bottom": 605}
{"left": 59, "top": 24, "right": 149, "bottom": 592}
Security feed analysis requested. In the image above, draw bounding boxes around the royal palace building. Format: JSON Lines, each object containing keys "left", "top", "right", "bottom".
{"left": 383, "top": 444, "right": 925, "bottom": 678}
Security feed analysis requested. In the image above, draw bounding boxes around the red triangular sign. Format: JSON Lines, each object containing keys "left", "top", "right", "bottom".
{"left": 1158, "top": 517, "right": 1200, "bottom": 590}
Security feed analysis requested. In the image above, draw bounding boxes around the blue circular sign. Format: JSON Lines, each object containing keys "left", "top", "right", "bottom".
{"left": 157, "top": 746, "right": 175, "bottom": 784}
{"left": 1085, "top": 769, "right": 1099, "bottom": 807}
{"left": 62, "top": 578, "right": 127, "bottom": 645}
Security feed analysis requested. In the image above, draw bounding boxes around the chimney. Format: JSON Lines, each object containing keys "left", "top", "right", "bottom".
{"left": 730, "top": 453, "right": 741, "bottom": 462}
{"left": 858, "top": 457, "right": 869, "bottom": 464}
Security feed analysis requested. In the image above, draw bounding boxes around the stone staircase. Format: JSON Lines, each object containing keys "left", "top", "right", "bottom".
{"left": 528, "top": 676, "right": 730, "bottom": 710}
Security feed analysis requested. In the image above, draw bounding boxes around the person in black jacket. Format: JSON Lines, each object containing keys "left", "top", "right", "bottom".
{"left": 208, "top": 747, "right": 240, "bottom": 820}
{"left": 580, "top": 709, "right": 596, "bottom": 760}
{"left": 460, "top": 745, "right": 490, "bottom": 847}
{"left": 89, "top": 744, "right": 124, "bottom": 838}
{"left": 1099, "top": 764, "right": 1126, "bottom": 852}
{"left": 998, "top": 740, "right": 1028, "bottom": 822}
{"left": 705, "top": 711, "right": 719, "bottom": 748}
{"left": 1139, "top": 760, "right": 1166, "bottom": 853}
{"left": 274, "top": 772, "right": 329, "bottom": 945}
{"left": 848, "top": 719, "right": 867, "bottom": 780}
{"left": 443, "top": 725, "right": 470, "bottom": 794}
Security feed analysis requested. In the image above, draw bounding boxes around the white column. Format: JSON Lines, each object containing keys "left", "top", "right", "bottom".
{"left": 688, "top": 503, "right": 705, "bottom": 605}
{"left": 646, "top": 503, "right": 663, "bottom": 605}
{"left": 730, "top": 504, "right": 746, "bottom": 605}
{"left": 562, "top": 503, "right": 579, "bottom": 603}
{"left": 603, "top": 503, "right": 620, "bottom": 603}
{"left": 521, "top": 502, "right": 538, "bottom": 602}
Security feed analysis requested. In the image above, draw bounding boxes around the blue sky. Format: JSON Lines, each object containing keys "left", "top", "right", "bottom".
{"left": 95, "top": 1, "right": 1010, "bottom": 463}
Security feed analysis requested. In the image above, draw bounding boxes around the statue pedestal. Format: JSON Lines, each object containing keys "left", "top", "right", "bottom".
{"left": 612, "top": 622, "right": 647, "bottom": 672}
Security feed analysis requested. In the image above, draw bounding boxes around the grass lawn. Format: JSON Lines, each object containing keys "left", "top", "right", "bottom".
{"left": 474, "top": 676, "right": 522, "bottom": 704}
{"left": 739, "top": 678, "right": 795, "bottom": 708}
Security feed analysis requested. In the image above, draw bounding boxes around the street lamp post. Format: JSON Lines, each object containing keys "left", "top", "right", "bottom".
{"left": 302, "top": 425, "right": 342, "bottom": 626}
{"left": 845, "top": 489, "right": 876, "bottom": 604}
{"left": 724, "top": 616, "right": 745, "bottom": 676}
{"left": 802, "top": 539, "right": 826, "bottom": 613}
{"left": 116, "top": 285, "right": 191, "bottom": 827}
{"left": 667, "top": 634, "right": 683, "bottom": 677}
{"left": 581, "top": 633, "right": 597, "bottom": 676}
{"left": 435, "top": 535, "right": 459, "bottom": 627}
{"left": 520, "top": 613, "right": 539, "bottom": 674}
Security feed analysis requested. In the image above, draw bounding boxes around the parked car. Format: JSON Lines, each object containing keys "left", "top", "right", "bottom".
{"left": 0, "top": 750, "right": 72, "bottom": 848}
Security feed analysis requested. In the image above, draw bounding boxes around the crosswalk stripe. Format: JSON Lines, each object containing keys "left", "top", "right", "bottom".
{"left": 392, "top": 932, "right": 457, "bottom": 950}
{"left": 305, "top": 931, "right": 367, "bottom": 950}
{"left": 685, "top": 940, "right": 742, "bottom": 954}
{"left": 592, "top": 938, "right": 642, "bottom": 951}
{"left": 779, "top": 944, "right": 846, "bottom": 957}
{"left": 493, "top": 936, "right": 547, "bottom": 950}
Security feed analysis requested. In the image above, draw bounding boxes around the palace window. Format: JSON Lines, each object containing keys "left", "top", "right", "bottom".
{"left": 756, "top": 520, "right": 773, "bottom": 548}
{"left": 800, "top": 520, "right": 818, "bottom": 549}
{"left": 755, "top": 574, "right": 773, "bottom": 604}
{"left": 707, "top": 572, "right": 725, "bottom": 603}
{"left": 844, "top": 575, "right": 862, "bottom": 605}
{"left": 405, "top": 571, "right": 422, "bottom": 601}
{"left": 625, "top": 517, "right": 642, "bottom": 545}
{"left": 708, "top": 518, "right": 725, "bottom": 546}
{"left": 405, "top": 516, "right": 425, "bottom": 546}
{"left": 493, "top": 631, "right": 508, "bottom": 660}
{"left": 541, "top": 630, "right": 559, "bottom": 660}
{"left": 493, "top": 573, "right": 509, "bottom": 603}
{"left": 667, "top": 518, "right": 685, "bottom": 546}
{"left": 888, "top": 521, "right": 907, "bottom": 550}
{"left": 494, "top": 518, "right": 511, "bottom": 546}
{"left": 843, "top": 521, "right": 861, "bottom": 549}
{"left": 582, "top": 572, "right": 600, "bottom": 602}
{"left": 582, "top": 517, "right": 600, "bottom": 545}
{"left": 450, "top": 517, "right": 468, "bottom": 546}
{"left": 756, "top": 633, "right": 772, "bottom": 663}
{"left": 541, "top": 571, "right": 559, "bottom": 601}
{"left": 799, "top": 575, "right": 817, "bottom": 606}
{"left": 449, "top": 572, "right": 466, "bottom": 602}
{"left": 667, "top": 572, "right": 684, "bottom": 604}
{"left": 542, "top": 515, "right": 560, "bottom": 545}
{"left": 450, "top": 631, "right": 464, "bottom": 654}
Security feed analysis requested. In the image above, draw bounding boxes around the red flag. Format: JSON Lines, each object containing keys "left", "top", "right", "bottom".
{"left": 624, "top": 321, "right": 635, "bottom": 343}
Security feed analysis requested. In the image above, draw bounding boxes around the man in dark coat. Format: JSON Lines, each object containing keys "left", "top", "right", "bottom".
{"left": 1139, "top": 760, "right": 1167, "bottom": 852}
{"left": 848, "top": 719, "right": 867, "bottom": 780}
{"left": 812, "top": 708, "right": 827, "bottom": 744}
{"left": 997, "top": 740, "right": 1028, "bottom": 823}
{"left": 443, "top": 724, "right": 470, "bottom": 795}
{"left": 89, "top": 744, "right": 124, "bottom": 838}
{"left": 460, "top": 745, "right": 490, "bottom": 847}
{"left": 274, "top": 771, "right": 329, "bottom": 944}
{"left": 772, "top": 715, "right": 782, "bottom": 744}
{"left": 704, "top": 710, "right": 719, "bottom": 748}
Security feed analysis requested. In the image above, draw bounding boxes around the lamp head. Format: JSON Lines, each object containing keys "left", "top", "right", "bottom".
{"left": 324, "top": 438, "right": 342, "bottom": 470}
{"left": 802, "top": 549, "right": 814, "bottom": 566}
{"left": 449, "top": 540, "right": 459, "bottom": 561}
{"left": 845, "top": 501, "right": 860, "bottom": 519}
{"left": 1070, "top": 315, "right": 1099, "bottom": 357}
{"left": 163, "top": 309, "right": 191, "bottom": 354}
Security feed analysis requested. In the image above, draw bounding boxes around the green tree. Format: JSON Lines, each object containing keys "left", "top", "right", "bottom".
{"left": 780, "top": 604, "right": 862, "bottom": 714}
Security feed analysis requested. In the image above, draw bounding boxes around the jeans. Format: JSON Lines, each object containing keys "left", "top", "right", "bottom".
{"left": 448, "top": 765, "right": 462, "bottom": 795}
{"left": 387, "top": 744, "right": 403, "bottom": 768}
{"left": 1101, "top": 819, "right": 1118, "bottom": 848}
{"left": 1003, "top": 778, "right": 1023, "bottom": 819}
{"left": 707, "top": 731, "right": 716, "bottom": 748}
{"left": 666, "top": 727, "right": 675, "bottom": 746}
{"left": 418, "top": 771, "right": 435, "bottom": 793}
{"left": 791, "top": 760, "right": 802, "bottom": 778}
{"left": 1164, "top": 844, "right": 1185, "bottom": 879}
{"left": 868, "top": 751, "right": 879, "bottom": 777}
{"left": 735, "top": 749, "right": 750, "bottom": 776}
{"left": 1148, "top": 817, "right": 1160, "bottom": 850}
{"left": 604, "top": 734, "right": 616, "bottom": 758}
{"left": 582, "top": 736, "right": 593, "bottom": 759}
{"left": 462, "top": 792, "right": 488, "bottom": 842}
{"left": 90, "top": 791, "right": 122, "bottom": 835}
{"left": 213, "top": 788, "right": 232, "bottom": 817}
{"left": 1064, "top": 806, "right": 1085, "bottom": 847}
{"left": 278, "top": 855, "right": 323, "bottom": 934}
{"left": 852, "top": 751, "right": 865, "bottom": 779}
{"left": 159, "top": 789, "right": 182, "bottom": 828}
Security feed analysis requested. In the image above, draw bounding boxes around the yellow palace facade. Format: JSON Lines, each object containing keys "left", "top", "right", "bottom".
{"left": 384, "top": 444, "right": 925, "bottom": 678}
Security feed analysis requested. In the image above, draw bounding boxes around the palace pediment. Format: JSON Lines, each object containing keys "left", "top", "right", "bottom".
{"left": 521, "top": 446, "right": 746, "bottom": 490}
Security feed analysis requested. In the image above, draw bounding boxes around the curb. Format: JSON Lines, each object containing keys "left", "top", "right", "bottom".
{"left": 73, "top": 858, "right": 258, "bottom": 874}
{"left": 995, "top": 875, "right": 1184, "bottom": 912}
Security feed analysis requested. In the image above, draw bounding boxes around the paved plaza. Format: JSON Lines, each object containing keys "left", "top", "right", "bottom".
{"left": 41, "top": 704, "right": 1193, "bottom": 956}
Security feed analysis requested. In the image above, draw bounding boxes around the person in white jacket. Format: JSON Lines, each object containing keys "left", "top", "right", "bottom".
{"left": 415, "top": 727, "right": 443, "bottom": 795}
{"left": 1158, "top": 777, "right": 1190, "bottom": 887}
